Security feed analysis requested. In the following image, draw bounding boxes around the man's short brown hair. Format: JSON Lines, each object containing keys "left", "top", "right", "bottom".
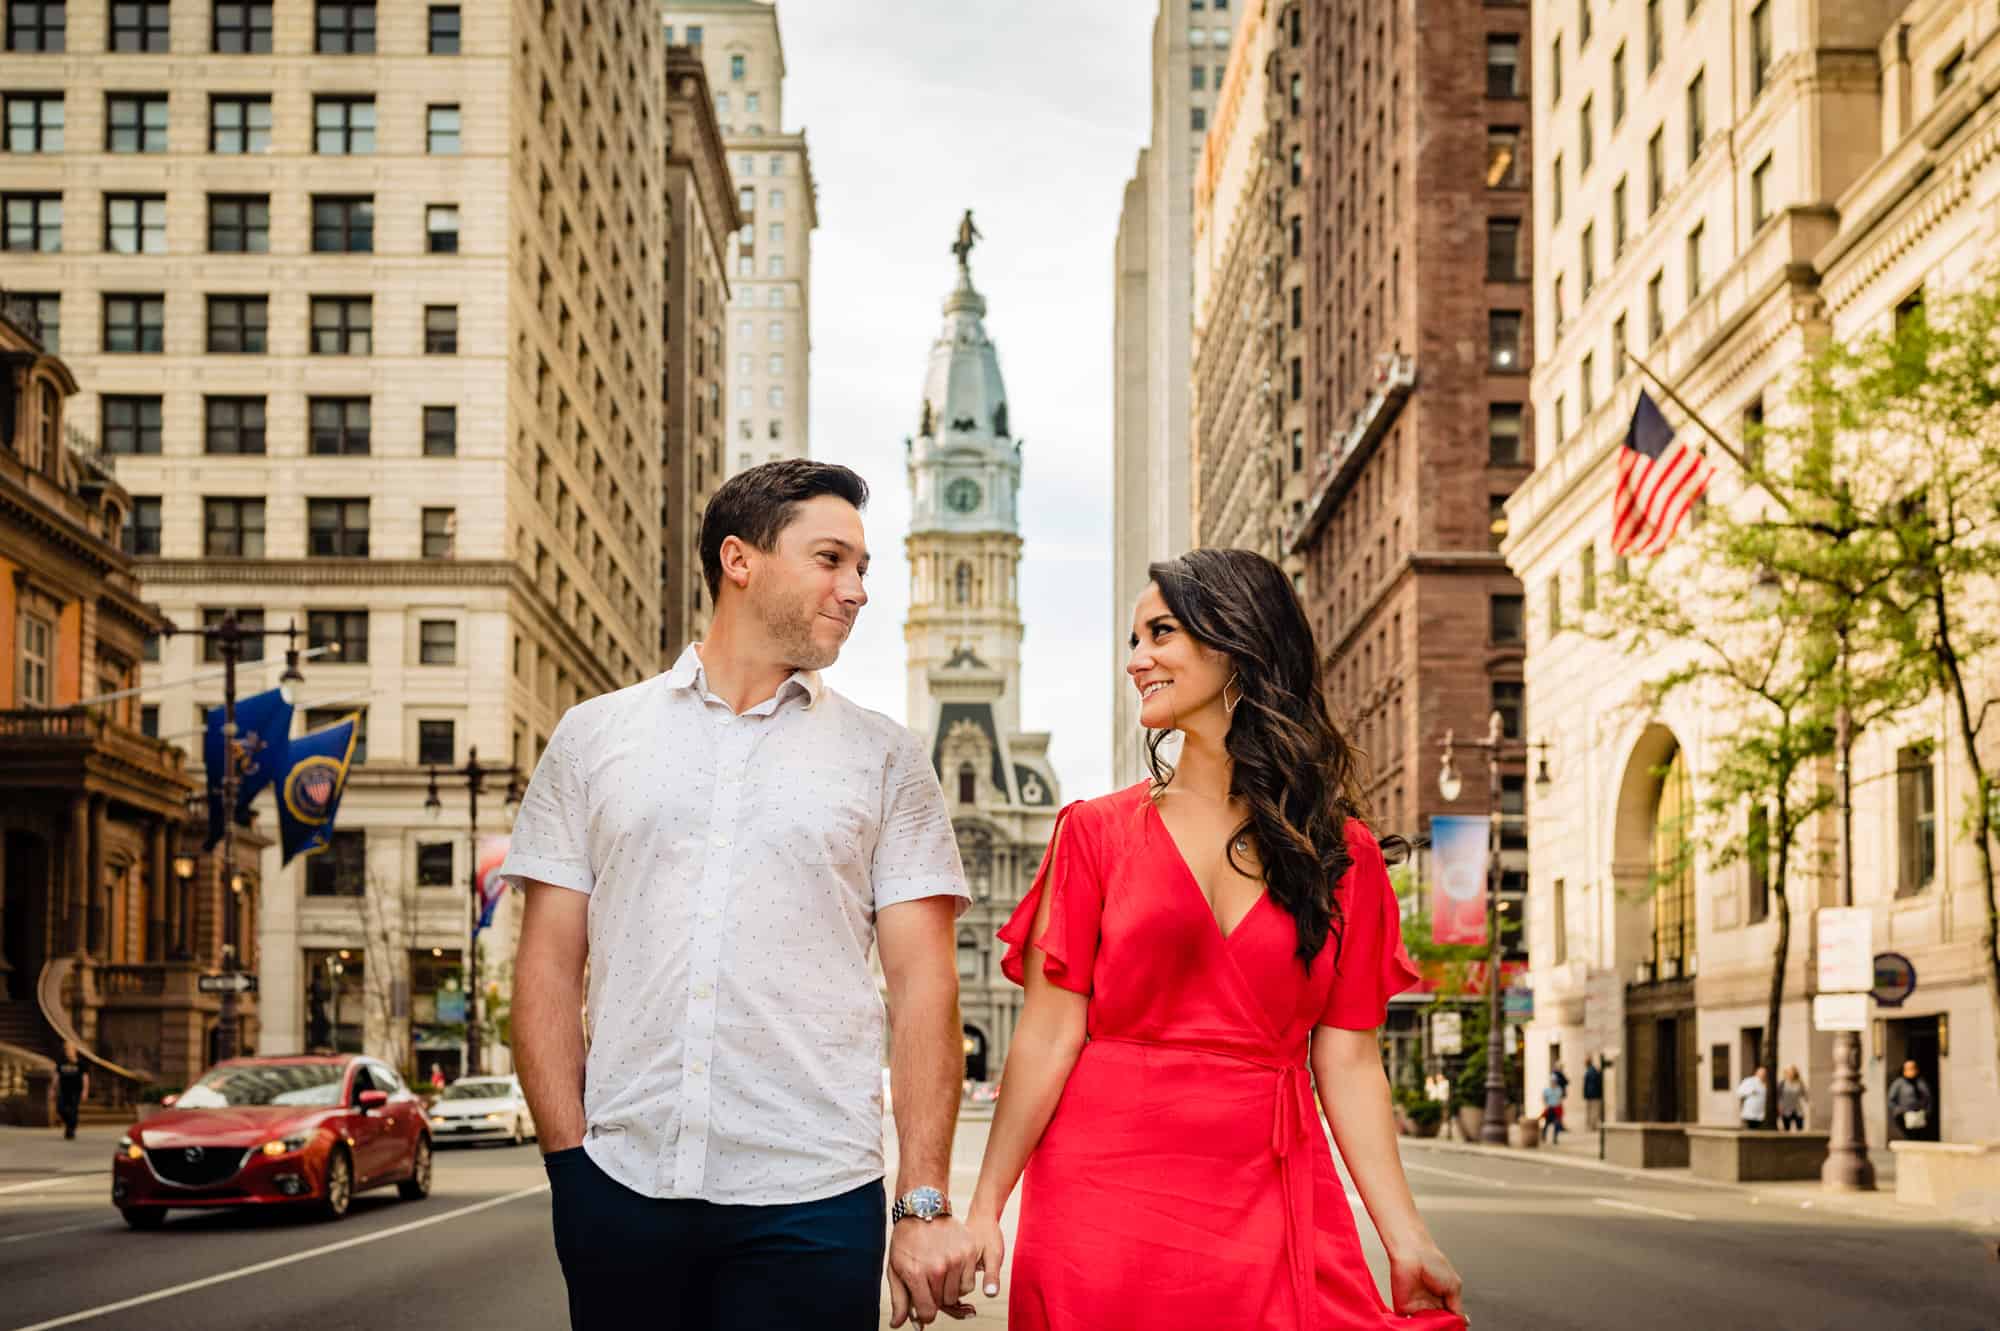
{"left": 698, "top": 459, "right": 869, "bottom": 600}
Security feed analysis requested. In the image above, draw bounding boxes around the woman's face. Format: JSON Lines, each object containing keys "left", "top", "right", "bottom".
{"left": 1127, "top": 582, "right": 1233, "bottom": 732}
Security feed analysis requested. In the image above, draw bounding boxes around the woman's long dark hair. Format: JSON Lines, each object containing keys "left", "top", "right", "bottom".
{"left": 1143, "top": 548, "right": 1370, "bottom": 969}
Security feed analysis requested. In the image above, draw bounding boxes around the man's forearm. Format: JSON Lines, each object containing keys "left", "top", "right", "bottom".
{"left": 512, "top": 957, "right": 588, "bottom": 1151}
{"left": 889, "top": 972, "right": 962, "bottom": 1195}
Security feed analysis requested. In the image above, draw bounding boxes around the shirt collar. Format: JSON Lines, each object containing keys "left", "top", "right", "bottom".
{"left": 668, "top": 644, "right": 823, "bottom": 711}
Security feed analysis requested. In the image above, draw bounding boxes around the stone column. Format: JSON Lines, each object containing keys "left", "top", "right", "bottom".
{"left": 147, "top": 822, "right": 168, "bottom": 961}
{"left": 67, "top": 797, "right": 89, "bottom": 954}
{"left": 85, "top": 795, "right": 107, "bottom": 955}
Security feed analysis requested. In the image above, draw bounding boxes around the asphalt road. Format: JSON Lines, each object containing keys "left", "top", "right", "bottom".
{"left": 1, "top": 1124, "right": 1993, "bottom": 1330}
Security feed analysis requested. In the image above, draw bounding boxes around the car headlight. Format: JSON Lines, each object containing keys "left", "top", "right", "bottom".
{"left": 260, "top": 1133, "right": 312, "bottom": 1157}
{"left": 118, "top": 1135, "right": 142, "bottom": 1161}
{"left": 484, "top": 1112, "right": 508, "bottom": 1122}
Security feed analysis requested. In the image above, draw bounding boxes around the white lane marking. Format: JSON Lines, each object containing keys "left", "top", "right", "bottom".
{"left": 1403, "top": 1162, "right": 1506, "bottom": 1188}
{"left": 0, "top": 1174, "right": 101, "bottom": 1196}
{"left": 0, "top": 1219, "right": 107, "bottom": 1247}
{"left": 12, "top": 1183, "right": 549, "bottom": 1331}
{"left": 1592, "top": 1197, "right": 1698, "bottom": 1222}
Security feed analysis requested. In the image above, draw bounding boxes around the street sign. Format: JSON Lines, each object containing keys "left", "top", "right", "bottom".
{"left": 1816, "top": 907, "right": 1873, "bottom": 992}
{"left": 1872, "top": 952, "right": 1917, "bottom": 1007}
{"left": 436, "top": 989, "right": 466, "bottom": 1024}
{"left": 1813, "top": 992, "right": 1868, "bottom": 1033}
{"left": 197, "top": 972, "right": 257, "bottom": 995}
{"left": 1503, "top": 986, "right": 1534, "bottom": 1022}
{"left": 1433, "top": 1011, "right": 1463, "bottom": 1056}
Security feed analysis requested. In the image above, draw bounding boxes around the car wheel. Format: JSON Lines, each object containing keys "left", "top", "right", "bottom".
{"left": 120, "top": 1207, "right": 166, "bottom": 1230}
{"left": 318, "top": 1147, "right": 353, "bottom": 1221}
{"left": 397, "top": 1136, "right": 432, "bottom": 1201}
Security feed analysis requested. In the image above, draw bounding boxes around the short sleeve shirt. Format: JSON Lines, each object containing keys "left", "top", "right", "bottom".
{"left": 497, "top": 646, "right": 969, "bottom": 1205}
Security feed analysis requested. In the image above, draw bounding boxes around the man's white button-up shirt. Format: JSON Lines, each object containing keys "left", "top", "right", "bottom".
{"left": 497, "top": 646, "right": 968, "bottom": 1205}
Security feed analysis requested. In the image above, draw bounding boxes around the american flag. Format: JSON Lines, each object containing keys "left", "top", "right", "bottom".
{"left": 1612, "top": 389, "right": 1714, "bottom": 555}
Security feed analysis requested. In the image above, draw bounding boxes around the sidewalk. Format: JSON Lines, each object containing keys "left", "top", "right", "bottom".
{"left": 0, "top": 1123, "right": 122, "bottom": 1178}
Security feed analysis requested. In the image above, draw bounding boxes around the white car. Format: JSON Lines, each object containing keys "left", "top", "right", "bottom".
{"left": 427, "top": 1076, "right": 536, "bottom": 1146}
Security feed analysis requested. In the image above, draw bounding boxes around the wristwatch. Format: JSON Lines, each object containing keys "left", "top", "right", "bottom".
{"left": 891, "top": 1186, "right": 952, "bottom": 1223}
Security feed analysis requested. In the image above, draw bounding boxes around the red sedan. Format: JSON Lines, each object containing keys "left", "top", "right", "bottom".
{"left": 112, "top": 1055, "right": 432, "bottom": 1228}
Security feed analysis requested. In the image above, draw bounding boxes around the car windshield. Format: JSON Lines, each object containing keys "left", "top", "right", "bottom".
{"left": 175, "top": 1063, "right": 346, "bottom": 1108}
{"left": 441, "top": 1081, "right": 512, "bottom": 1101}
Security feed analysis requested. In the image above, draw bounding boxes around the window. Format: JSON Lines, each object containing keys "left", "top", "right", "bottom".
{"left": 106, "top": 93, "right": 168, "bottom": 152}
{"left": 1191, "top": 107, "right": 1206, "bottom": 132}
{"left": 310, "top": 296, "right": 372, "bottom": 354}
{"left": 15, "top": 613, "right": 51, "bottom": 707}
{"left": 1686, "top": 69, "right": 1705, "bottom": 164}
{"left": 1896, "top": 744, "right": 1936, "bottom": 897}
{"left": 1647, "top": 128, "right": 1665, "bottom": 214}
{"left": 1580, "top": 223, "right": 1595, "bottom": 296}
{"left": 316, "top": 1, "right": 374, "bottom": 53}
{"left": 1580, "top": 351, "right": 1596, "bottom": 418}
{"left": 1553, "top": 273, "right": 1566, "bottom": 335}
{"left": 746, "top": 91, "right": 760, "bottom": 114}
{"left": 686, "top": 24, "right": 702, "bottom": 45}
{"left": 1645, "top": 0, "right": 1662, "bottom": 73}
{"left": 730, "top": 52, "right": 745, "bottom": 80}
{"left": 203, "top": 497, "right": 266, "bottom": 557}
{"left": 1936, "top": 46, "right": 1966, "bottom": 98}
{"left": 768, "top": 255, "right": 784, "bottom": 277}
{"left": 1554, "top": 394, "right": 1567, "bottom": 444}
{"left": 3, "top": 192, "right": 60, "bottom": 250}
{"left": 206, "top": 295, "right": 267, "bottom": 352}
{"left": 419, "top": 620, "right": 457, "bottom": 665}
{"left": 1551, "top": 152, "right": 1563, "bottom": 221}
{"left": 306, "top": 611, "right": 369, "bottom": 663}
{"left": 308, "top": 498, "right": 370, "bottom": 557}
{"left": 209, "top": 95, "right": 270, "bottom": 152}
{"left": 1545, "top": 574, "right": 1564, "bottom": 633}
{"left": 1647, "top": 269, "right": 1664, "bottom": 343}
{"left": 1750, "top": 154, "right": 1772, "bottom": 229}
{"left": 1487, "top": 495, "right": 1510, "bottom": 551}
{"left": 198, "top": 607, "right": 265, "bottom": 662}
{"left": 204, "top": 194, "right": 267, "bottom": 252}
{"left": 311, "top": 195, "right": 373, "bottom": 252}
{"left": 306, "top": 707, "right": 366, "bottom": 761}
{"left": 309, "top": 397, "right": 370, "bottom": 455}
{"left": 1612, "top": 314, "right": 1628, "bottom": 380}
{"left": 314, "top": 96, "right": 375, "bottom": 154}
{"left": 1486, "top": 218, "right": 1523, "bottom": 280}
{"left": 6, "top": 1, "right": 65, "bottom": 50}
{"left": 1486, "top": 128, "right": 1522, "bottom": 187}
{"left": 1611, "top": 43, "right": 1626, "bottom": 125}
{"left": 109, "top": 0, "right": 169, "bottom": 51}
{"left": 422, "top": 405, "right": 456, "bottom": 456}
{"left": 1750, "top": 2, "right": 1771, "bottom": 97}
{"left": 12, "top": 290, "right": 57, "bottom": 349}
{"left": 1578, "top": 0, "right": 1592, "bottom": 47}
{"left": 424, "top": 305, "right": 457, "bottom": 354}
{"left": 1486, "top": 35, "right": 1521, "bottom": 97}
{"left": 416, "top": 842, "right": 454, "bottom": 886}
{"left": 1492, "top": 680, "right": 1524, "bottom": 739}
{"left": 4, "top": 93, "right": 62, "bottom": 151}
{"left": 305, "top": 830, "right": 366, "bottom": 897}
{"left": 427, "top": 104, "right": 460, "bottom": 154}
{"left": 416, "top": 718, "right": 455, "bottom": 764}
{"left": 1685, "top": 220, "right": 1704, "bottom": 302}
{"left": 1489, "top": 310, "right": 1523, "bottom": 371}
{"left": 122, "top": 496, "right": 161, "bottom": 555}
{"left": 421, "top": 507, "right": 455, "bottom": 557}
{"left": 105, "top": 194, "right": 165, "bottom": 254}
{"left": 1742, "top": 393, "right": 1765, "bottom": 471}
{"left": 1490, "top": 594, "right": 1525, "bottom": 644}
{"left": 204, "top": 395, "right": 266, "bottom": 453}
{"left": 1489, "top": 404, "right": 1524, "bottom": 464}
{"left": 768, "top": 221, "right": 783, "bottom": 245}
{"left": 103, "top": 294, "right": 164, "bottom": 352}
{"left": 1611, "top": 177, "right": 1627, "bottom": 254}
{"left": 214, "top": 2, "right": 273, "bottom": 52}
{"left": 1579, "top": 542, "right": 1598, "bottom": 610}
{"left": 103, "top": 395, "right": 162, "bottom": 453}
{"left": 428, "top": 5, "right": 459, "bottom": 54}
{"left": 1550, "top": 34, "right": 1562, "bottom": 104}
{"left": 1579, "top": 97, "right": 1593, "bottom": 174}
{"left": 1191, "top": 64, "right": 1206, "bottom": 91}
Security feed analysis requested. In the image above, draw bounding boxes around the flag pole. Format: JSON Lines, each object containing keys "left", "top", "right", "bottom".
{"left": 1622, "top": 352, "right": 1752, "bottom": 471}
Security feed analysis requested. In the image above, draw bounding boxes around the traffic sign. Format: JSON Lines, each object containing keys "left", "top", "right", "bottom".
{"left": 1816, "top": 908, "right": 1873, "bottom": 992}
{"left": 1872, "top": 952, "right": 1917, "bottom": 1007}
{"left": 197, "top": 972, "right": 257, "bottom": 995}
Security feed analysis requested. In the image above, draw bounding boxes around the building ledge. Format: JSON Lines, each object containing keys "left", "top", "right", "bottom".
{"left": 1283, "top": 353, "right": 1416, "bottom": 556}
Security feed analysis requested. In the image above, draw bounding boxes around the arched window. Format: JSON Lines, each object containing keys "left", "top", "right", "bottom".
{"left": 958, "top": 762, "right": 976, "bottom": 805}
{"left": 953, "top": 562, "right": 972, "bottom": 605}
{"left": 1651, "top": 746, "right": 1694, "bottom": 978}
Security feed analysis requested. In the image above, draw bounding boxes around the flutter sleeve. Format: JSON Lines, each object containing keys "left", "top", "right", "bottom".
{"left": 996, "top": 801, "right": 1101, "bottom": 994}
{"left": 1319, "top": 819, "right": 1422, "bottom": 1030}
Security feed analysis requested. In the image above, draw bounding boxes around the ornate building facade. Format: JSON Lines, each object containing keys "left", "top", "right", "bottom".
{"left": 903, "top": 234, "right": 1062, "bottom": 1082}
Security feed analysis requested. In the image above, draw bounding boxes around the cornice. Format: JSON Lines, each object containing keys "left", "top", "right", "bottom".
{"left": 137, "top": 558, "right": 516, "bottom": 588}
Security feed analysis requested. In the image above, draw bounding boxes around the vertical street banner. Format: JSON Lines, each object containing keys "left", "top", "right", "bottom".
{"left": 473, "top": 835, "right": 511, "bottom": 937}
{"left": 202, "top": 688, "right": 294, "bottom": 849}
{"left": 277, "top": 715, "right": 360, "bottom": 865}
{"left": 1429, "top": 814, "right": 1490, "bottom": 946}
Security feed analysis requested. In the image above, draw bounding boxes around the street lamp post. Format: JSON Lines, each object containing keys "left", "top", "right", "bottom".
{"left": 1438, "top": 711, "right": 1511, "bottom": 1145}
{"left": 164, "top": 613, "right": 322, "bottom": 1062}
{"left": 1824, "top": 623, "right": 1877, "bottom": 1191}
{"left": 426, "top": 749, "right": 522, "bottom": 1078}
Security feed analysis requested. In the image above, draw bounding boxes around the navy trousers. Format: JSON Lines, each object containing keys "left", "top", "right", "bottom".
{"left": 544, "top": 1146, "right": 886, "bottom": 1331}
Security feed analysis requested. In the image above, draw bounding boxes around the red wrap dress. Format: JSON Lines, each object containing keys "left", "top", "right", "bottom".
{"left": 996, "top": 782, "right": 1465, "bottom": 1331}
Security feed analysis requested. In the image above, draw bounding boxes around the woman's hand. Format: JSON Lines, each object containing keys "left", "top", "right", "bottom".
{"left": 1388, "top": 1237, "right": 1464, "bottom": 1319}
{"left": 964, "top": 1209, "right": 1007, "bottom": 1302}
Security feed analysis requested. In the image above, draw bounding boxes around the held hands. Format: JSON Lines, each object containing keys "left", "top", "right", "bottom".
{"left": 887, "top": 1213, "right": 995, "bottom": 1327}
{"left": 1388, "top": 1237, "right": 1466, "bottom": 1323}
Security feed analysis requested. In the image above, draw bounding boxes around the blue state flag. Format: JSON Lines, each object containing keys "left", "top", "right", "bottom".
{"left": 203, "top": 688, "right": 294, "bottom": 850}
{"left": 277, "top": 715, "right": 361, "bottom": 866}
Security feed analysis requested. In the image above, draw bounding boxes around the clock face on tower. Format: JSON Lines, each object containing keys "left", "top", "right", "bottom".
{"left": 944, "top": 477, "right": 982, "bottom": 515}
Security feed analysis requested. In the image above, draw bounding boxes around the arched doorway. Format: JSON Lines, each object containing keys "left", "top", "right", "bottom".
{"left": 1611, "top": 724, "right": 1699, "bottom": 1123}
{"left": 962, "top": 1025, "right": 989, "bottom": 1083}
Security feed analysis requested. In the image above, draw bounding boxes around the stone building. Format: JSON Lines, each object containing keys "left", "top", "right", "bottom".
{"left": 903, "top": 240, "right": 1063, "bottom": 1082}
{"left": 660, "top": 46, "right": 741, "bottom": 657}
{"left": 0, "top": 2, "right": 671, "bottom": 1074}
{"left": 1506, "top": 0, "right": 1998, "bottom": 1143}
{"left": 663, "top": 0, "right": 818, "bottom": 473}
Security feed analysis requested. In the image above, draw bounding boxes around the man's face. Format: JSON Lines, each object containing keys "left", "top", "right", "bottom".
{"left": 1903, "top": 1060, "right": 1919, "bottom": 1079}
{"left": 742, "top": 495, "right": 870, "bottom": 671}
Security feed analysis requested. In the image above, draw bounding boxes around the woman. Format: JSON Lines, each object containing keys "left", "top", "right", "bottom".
{"left": 964, "top": 549, "right": 1465, "bottom": 1330}
{"left": 1776, "top": 1066, "right": 1809, "bottom": 1132}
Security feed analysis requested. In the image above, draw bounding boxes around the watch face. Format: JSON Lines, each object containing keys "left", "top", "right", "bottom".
{"left": 944, "top": 477, "right": 981, "bottom": 514}
{"left": 911, "top": 1187, "right": 946, "bottom": 1218}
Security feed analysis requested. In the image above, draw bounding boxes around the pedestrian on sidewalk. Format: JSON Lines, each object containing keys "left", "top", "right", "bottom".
{"left": 503, "top": 462, "right": 979, "bottom": 1331}
{"left": 1582, "top": 1056, "right": 1604, "bottom": 1130}
{"left": 1736, "top": 1064, "right": 1770, "bottom": 1130}
{"left": 1539, "top": 1073, "right": 1566, "bottom": 1144}
{"left": 54, "top": 1043, "right": 87, "bottom": 1140}
{"left": 1888, "top": 1060, "right": 1934, "bottom": 1140}
{"left": 1776, "top": 1065, "right": 1809, "bottom": 1131}
{"left": 966, "top": 549, "right": 1466, "bottom": 1331}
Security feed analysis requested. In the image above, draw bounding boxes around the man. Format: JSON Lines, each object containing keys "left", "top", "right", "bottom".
{"left": 1887, "top": 1060, "right": 1934, "bottom": 1140}
{"left": 54, "top": 1043, "right": 87, "bottom": 1139}
{"left": 506, "top": 461, "right": 981, "bottom": 1331}
{"left": 1581, "top": 1056, "right": 1604, "bottom": 1131}
{"left": 1538, "top": 1072, "right": 1565, "bottom": 1144}
{"left": 1736, "top": 1064, "right": 1769, "bottom": 1131}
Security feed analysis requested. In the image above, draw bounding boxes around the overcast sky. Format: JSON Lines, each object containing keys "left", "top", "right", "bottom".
{"left": 783, "top": 1, "right": 1160, "bottom": 799}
